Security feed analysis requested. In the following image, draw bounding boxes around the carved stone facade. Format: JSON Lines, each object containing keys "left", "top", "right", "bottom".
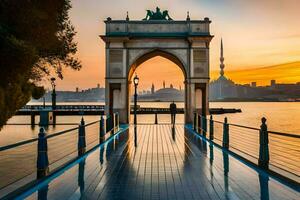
{"left": 101, "top": 17, "right": 213, "bottom": 123}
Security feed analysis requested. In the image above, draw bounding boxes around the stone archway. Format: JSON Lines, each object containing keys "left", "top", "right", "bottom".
{"left": 127, "top": 49, "right": 187, "bottom": 123}
{"left": 100, "top": 11, "right": 213, "bottom": 124}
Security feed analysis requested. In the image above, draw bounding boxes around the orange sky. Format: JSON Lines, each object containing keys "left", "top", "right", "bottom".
{"left": 211, "top": 61, "right": 300, "bottom": 86}
{"left": 133, "top": 56, "right": 184, "bottom": 91}
{"left": 51, "top": 0, "right": 300, "bottom": 91}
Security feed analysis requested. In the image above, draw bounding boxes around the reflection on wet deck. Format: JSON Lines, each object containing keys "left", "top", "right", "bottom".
{"left": 20, "top": 125, "right": 299, "bottom": 200}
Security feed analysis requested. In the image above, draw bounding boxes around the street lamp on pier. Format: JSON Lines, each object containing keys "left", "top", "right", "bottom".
{"left": 133, "top": 75, "right": 139, "bottom": 147}
{"left": 133, "top": 75, "right": 139, "bottom": 125}
{"left": 50, "top": 77, "right": 56, "bottom": 110}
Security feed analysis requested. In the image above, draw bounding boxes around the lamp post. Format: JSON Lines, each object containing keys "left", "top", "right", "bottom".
{"left": 133, "top": 75, "right": 139, "bottom": 126}
{"left": 50, "top": 77, "right": 56, "bottom": 110}
{"left": 133, "top": 75, "right": 139, "bottom": 147}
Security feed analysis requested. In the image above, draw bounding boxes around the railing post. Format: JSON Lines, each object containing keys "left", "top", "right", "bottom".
{"left": 222, "top": 117, "right": 229, "bottom": 149}
{"left": 78, "top": 118, "right": 86, "bottom": 156}
{"left": 111, "top": 113, "right": 115, "bottom": 134}
{"left": 209, "top": 115, "right": 214, "bottom": 141}
{"left": 115, "top": 112, "right": 119, "bottom": 132}
{"left": 193, "top": 112, "right": 197, "bottom": 131}
{"left": 53, "top": 112, "right": 56, "bottom": 126}
{"left": 105, "top": 115, "right": 109, "bottom": 133}
{"left": 155, "top": 112, "right": 158, "bottom": 124}
{"left": 202, "top": 115, "right": 207, "bottom": 137}
{"left": 99, "top": 115, "right": 105, "bottom": 142}
{"left": 259, "top": 117, "right": 269, "bottom": 169}
{"left": 106, "top": 115, "right": 111, "bottom": 133}
{"left": 31, "top": 112, "right": 35, "bottom": 127}
{"left": 197, "top": 114, "right": 202, "bottom": 134}
{"left": 37, "top": 127, "right": 49, "bottom": 178}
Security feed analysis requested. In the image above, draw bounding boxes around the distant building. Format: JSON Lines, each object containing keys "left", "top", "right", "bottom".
{"left": 34, "top": 85, "right": 105, "bottom": 102}
{"left": 163, "top": 81, "right": 166, "bottom": 89}
{"left": 251, "top": 82, "right": 257, "bottom": 87}
{"left": 271, "top": 80, "right": 276, "bottom": 88}
{"left": 138, "top": 86, "right": 184, "bottom": 102}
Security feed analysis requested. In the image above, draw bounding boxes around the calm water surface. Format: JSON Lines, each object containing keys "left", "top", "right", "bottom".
{"left": 135, "top": 102, "right": 300, "bottom": 134}
{"left": 0, "top": 102, "right": 299, "bottom": 147}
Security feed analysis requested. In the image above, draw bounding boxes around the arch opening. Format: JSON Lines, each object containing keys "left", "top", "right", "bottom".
{"left": 128, "top": 50, "right": 187, "bottom": 81}
{"left": 127, "top": 50, "right": 187, "bottom": 124}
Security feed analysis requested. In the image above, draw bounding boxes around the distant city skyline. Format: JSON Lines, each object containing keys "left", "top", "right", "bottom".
{"left": 63, "top": 77, "right": 299, "bottom": 94}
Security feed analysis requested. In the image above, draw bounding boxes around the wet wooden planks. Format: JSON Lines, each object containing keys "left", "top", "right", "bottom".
{"left": 24, "top": 124, "right": 300, "bottom": 200}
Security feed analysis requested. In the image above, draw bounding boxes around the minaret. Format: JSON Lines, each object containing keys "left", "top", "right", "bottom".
{"left": 151, "top": 83, "right": 155, "bottom": 94}
{"left": 220, "top": 38, "right": 225, "bottom": 77}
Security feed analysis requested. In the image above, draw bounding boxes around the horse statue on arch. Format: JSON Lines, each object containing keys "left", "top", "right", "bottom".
{"left": 143, "top": 7, "right": 173, "bottom": 20}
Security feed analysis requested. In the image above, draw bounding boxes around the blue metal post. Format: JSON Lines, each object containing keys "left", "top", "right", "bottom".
{"left": 100, "top": 115, "right": 105, "bottom": 143}
{"left": 209, "top": 115, "right": 214, "bottom": 141}
{"left": 111, "top": 113, "right": 115, "bottom": 134}
{"left": 31, "top": 112, "right": 35, "bottom": 127}
{"left": 115, "top": 112, "right": 119, "bottom": 132}
{"left": 193, "top": 112, "right": 197, "bottom": 131}
{"left": 197, "top": 114, "right": 201, "bottom": 134}
{"left": 202, "top": 115, "right": 207, "bottom": 137}
{"left": 106, "top": 115, "right": 110, "bottom": 133}
{"left": 51, "top": 90, "right": 56, "bottom": 110}
{"left": 259, "top": 117, "right": 269, "bottom": 169}
{"left": 78, "top": 118, "right": 86, "bottom": 156}
{"left": 37, "top": 127, "right": 49, "bottom": 178}
{"left": 222, "top": 117, "right": 229, "bottom": 149}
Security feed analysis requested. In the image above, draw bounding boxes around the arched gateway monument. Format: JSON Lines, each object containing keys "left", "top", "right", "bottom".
{"left": 100, "top": 8, "right": 213, "bottom": 124}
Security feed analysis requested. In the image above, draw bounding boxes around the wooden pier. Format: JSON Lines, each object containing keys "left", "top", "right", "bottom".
{"left": 10, "top": 124, "right": 300, "bottom": 200}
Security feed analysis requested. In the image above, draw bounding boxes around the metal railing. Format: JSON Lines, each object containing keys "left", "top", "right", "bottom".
{"left": 20, "top": 105, "right": 105, "bottom": 111}
{"left": 193, "top": 113, "right": 300, "bottom": 183}
{"left": 0, "top": 112, "right": 120, "bottom": 198}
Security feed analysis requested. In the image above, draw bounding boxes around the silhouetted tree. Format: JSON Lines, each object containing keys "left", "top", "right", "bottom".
{"left": 0, "top": 0, "right": 81, "bottom": 128}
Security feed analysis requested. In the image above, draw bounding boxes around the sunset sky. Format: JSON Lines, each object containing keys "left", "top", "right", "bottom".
{"left": 53, "top": 0, "right": 300, "bottom": 91}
